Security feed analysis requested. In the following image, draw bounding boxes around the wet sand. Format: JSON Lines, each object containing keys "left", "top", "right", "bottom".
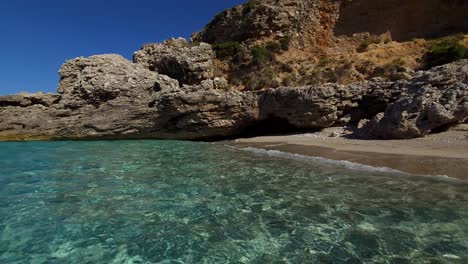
{"left": 231, "top": 127, "right": 468, "bottom": 180}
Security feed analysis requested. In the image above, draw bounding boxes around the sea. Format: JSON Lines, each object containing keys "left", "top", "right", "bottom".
{"left": 0, "top": 140, "right": 467, "bottom": 263}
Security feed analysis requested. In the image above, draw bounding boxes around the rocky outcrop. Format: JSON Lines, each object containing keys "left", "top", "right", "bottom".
{"left": 259, "top": 83, "right": 367, "bottom": 128}
{"left": 191, "top": 1, "right": 297, "bottom": 44}
{"left": 190, "top": 0, "right": 468, "bottom": 91}
{"left": 334, "top": 0, "right": 468, "bottom": 41}
{"left": 0, "top": 43, "right": 467, "bottom": 141}
{"left": 133, "top": 38, "right": 214, "bottom": 86}
{"left": 193, "top": 0, "right": 468, "bottom": 46}
{"left": 0, "top": 54, "right": 179, "bottom": 140}
{"left": 152, "top": 83, "right": 370, "bottom": 139}
{"left": 153, "top": 87, "right": 258, "bottom": 139}
{"left": 57, "top": 54, "right": 179, "bottom": 109}
{"left": 362, "top": 60, "right": 468, "bottom": 139}
{"left": 0, "top": 92, "right": 60, "bottom": 108}
{"left": 131, "top": 59, "right": 467, "bottom": 140}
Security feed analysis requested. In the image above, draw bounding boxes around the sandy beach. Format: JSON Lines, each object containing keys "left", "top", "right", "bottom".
{"left": 232, "top": 127, "right": 468, "bottom": 180}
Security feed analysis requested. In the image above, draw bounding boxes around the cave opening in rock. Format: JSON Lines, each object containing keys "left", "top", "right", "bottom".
{"left": 155, "top": 58, "right": 190, "bottom": 87}
{"left": 241, "top": 116, "right": 310, "bottom": 138}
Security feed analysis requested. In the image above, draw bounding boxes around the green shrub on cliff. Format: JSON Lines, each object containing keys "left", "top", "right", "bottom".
{"left": 265, "top": 36, "right": 291, "bottom": 53}
{"left": 426, "top": 39, "right": 467, "bottom": 68}
{"left": 266, "top": 41, "right": 282, "bottom": 53}
{"left": 371, "top": 58, "right": 406, "bottom": 78}
{"left": 244, "top": 65, "right": 281, "bottom": 90}
{"left": 213, "top": 41, "right": 242, "bottom": 60}
{"left": 242, "top": 0, "right": 260, "bottom": 15}
{"left": 251, "top": 45, "right": 274, "bottom": 64}
{"left": 357, "top": 36, "right": 381, "bottom": 52}
{"left": 279, "top": 35, "right": 291, "bottom": 51}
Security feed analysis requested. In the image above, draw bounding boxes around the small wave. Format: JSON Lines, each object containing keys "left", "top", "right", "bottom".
{"left": 235, "top": 146, "right": 465, "bottom": 183}
{"left": 239, "top": 147, "right": 403, "bottom": 174}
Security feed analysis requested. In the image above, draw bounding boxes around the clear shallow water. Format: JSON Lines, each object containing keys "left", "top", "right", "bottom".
{"left": 0, "top": 141, "right": 467, "bottom": 264}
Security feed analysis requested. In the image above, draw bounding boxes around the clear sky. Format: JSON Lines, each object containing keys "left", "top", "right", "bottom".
{"left": 0, "top": 0, "right": 246, "bottom": 95}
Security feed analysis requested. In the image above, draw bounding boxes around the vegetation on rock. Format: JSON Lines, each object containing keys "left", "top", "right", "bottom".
{"left": 265, "top": 41, "right": 282, "bottom": 53}
{"left": 251, "top": 45, "right": 275, "bottom": 64}
{"left": 278, "top": 35, "right": 291, "bottom": 51}
{"left": 426, "top": 36, "right": 467, "bottom": 68}
{"left": 357, "top": 35, "right": 387, "bottom": 53}
{"left": 242, "top": 0, "right": 260, "bottom": 15}
{"left": 213, "top": 42, "right": 242, "bottom": 60}
{"left": 191, "top": 0, "right": 468, "bottom": 91}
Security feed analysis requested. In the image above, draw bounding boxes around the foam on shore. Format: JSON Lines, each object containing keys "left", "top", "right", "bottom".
{"left": 235, "top": 146, "right": 465, "bottom": 183}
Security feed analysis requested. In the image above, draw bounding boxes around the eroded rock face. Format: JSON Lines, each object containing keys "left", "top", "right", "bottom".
{"left": 362, "top": 60, "right": 468, "bottom": 139}
{"left": 150, "top": 82, "right": 372, "bottom": 139}
{"left": 191, "top": 1, "right": 296, "bottom": 44}
{"left": 153, "top": 86, "right": 259, "bottom": 139}
{"left": 193, "top": 0, "right": 468, "bottom": 46}
{"left": 0, "top": 54, "right": 180, "bottom": 140}
{"left": 349, "top": 79, "right": 407, "bottom": 123}
{"left": 58, "top": 54, "right": 179, "bottom": 109}
{"left": 133, "top": 38, "right": 214, "bottom": 86}
{"left": 335, "top": 0, "right": 468, "bottom": 41}
{"left": 0, "top": 92, "right": 60, "bottom": 107}
{"left": 259, "top": 83, "right": 367, "bottom": 128}
{"left": 0, "top": 52, "right": 466, "bottom": 140}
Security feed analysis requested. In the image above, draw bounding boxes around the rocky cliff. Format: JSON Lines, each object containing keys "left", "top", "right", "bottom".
{"left": 192, "top": 0, "right": 468, "bottom": 90}
{"left": 193, "top": 0, "right": 468, "bottom": 47}
{"left": 0, "top": 0, "right": 467, "bottom": 141}
{"left": 0, "top": 41, "right": 466, "bottom": 140}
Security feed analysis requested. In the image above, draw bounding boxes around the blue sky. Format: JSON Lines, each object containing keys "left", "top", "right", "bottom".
{"left": 0, "top": 0, "right": 246, "bottom": 95}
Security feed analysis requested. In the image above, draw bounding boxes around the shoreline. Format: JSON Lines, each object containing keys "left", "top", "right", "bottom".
{"left": 230, "top": 127, "right": 468, "bottom": 180}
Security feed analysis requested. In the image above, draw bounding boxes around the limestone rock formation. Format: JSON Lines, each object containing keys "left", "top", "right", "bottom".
{"left": 145, "top": 82, "right": 369, "bottom": 139}
{"left": 259, "top": 83, "right": 367, "bottom": 128}
{"left": 191, "top": 1, "right": 295, "bottom": 44}
{"left": 191, "top": 0, "right": 468, "bottom": 90}
{"left": 58, "top": 54, "right": 179, "bottom": 109}
{"left": 193, "top": 0, "right": 468, "bottom": 46}
{"left": 334, "top": 0, "right": 468, "bottom": 41}
{"left": 0, "top": 56, "right": 467, "bottom": 140}
{"left": 349, "top": 79, "right": 407, "bottom": 123}
{"left": 0, "top": 92, "right": 60, "bottom": 107}
{"left": 362, "top": 60, "right": 468, "bottom": 139}
{"left": 133, "top": 38, "right": 214, "bottom": 86}
{"left": 0, "top": 54, "right": 179, "bottom": 140}
{"left": 153, "top": 87, "right": 258, "bottom": 139}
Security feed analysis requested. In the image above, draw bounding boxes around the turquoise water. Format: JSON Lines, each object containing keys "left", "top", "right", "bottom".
{"left": 0, "top": 141, "right": 467, "bottom": 264}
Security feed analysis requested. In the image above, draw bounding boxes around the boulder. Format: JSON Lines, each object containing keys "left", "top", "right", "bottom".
{"left": 362, "top": 60, "right": 468, "bottom": 139}
{"left": 133, "top": 38, "right": 214, "bottom": 86}
{"left": 58, "top": 54, "right": 179, "bottom": 109}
